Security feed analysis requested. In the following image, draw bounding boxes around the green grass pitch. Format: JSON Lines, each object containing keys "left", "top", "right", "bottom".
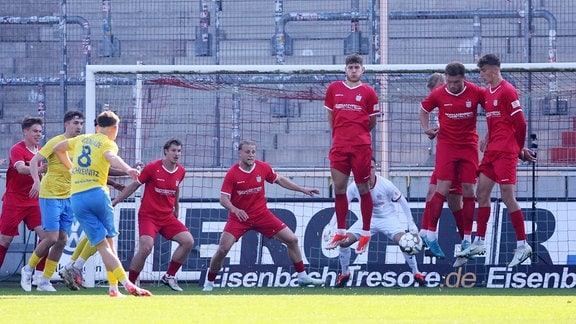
{"left": 0, "top": 282, "right": 574, "bottom": 323}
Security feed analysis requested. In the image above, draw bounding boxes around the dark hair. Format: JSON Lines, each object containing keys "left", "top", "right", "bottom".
{"left": 96, "top": 110, "right": 119, "bottom": 128}
{"left": 445, "top": 62, "right": 466, "bottom": 77}
{"left": 345, "top": 53, "right": 363, "bottom": 66}
{"left": 21, "top": 116, "right": 43, "bottom": 130}
{"left": 477, "top": 53, "right": 501, "bottom": 68}
{"left": 238, "top": 139, "right": 256, "bottom": 151}
{"left": 64, "top": 110, "right": 84, "bottom": 123}
{"left": 163, "top": 137, "right": 182, "bottom": 151}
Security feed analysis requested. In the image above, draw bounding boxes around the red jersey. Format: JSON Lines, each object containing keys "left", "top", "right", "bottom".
{"left": 324, "top": 81, "right": 379, "bottom": 147}
{"left": 483, "top": 80, "right": 525, "bottom": 154}
{"left": 421, "top": 81, "right": 484, "bottom": 146}
{"left": 137, "top": 159, "right": 186, "bottom": 216}
{"left": 221, "top": 160, "right": 277, "bottom": 217}
{"left": 2, "top": 141, "right": 40, "bottom": 207}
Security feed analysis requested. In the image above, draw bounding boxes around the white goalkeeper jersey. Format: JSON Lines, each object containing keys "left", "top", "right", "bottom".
{"left": 347, "top": 175, "right": 402, "bottom": 219}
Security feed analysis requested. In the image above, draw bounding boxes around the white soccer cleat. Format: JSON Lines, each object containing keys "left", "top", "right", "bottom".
{"left": 456, "top": 239, "right": 486, "bottom": 258}
{"left": 508, "top": 244, "right": 533, "bottom": 267}
{"left": 298, "top": 276, "right": 324, "bottom": 287}
{"left": 202, "top": 282, "right": 214, "bottom": 292}
{"left": 20, "top": 267, "right": 33, "bottom": 292}
{"left": 161, "top": 274, "right": 183, "bottom": 292}
{"left": 36, "top": 281, "right": 57, "bottom": 292}
{"left": 452, "top": 256, "right": 469, "bottom": 268}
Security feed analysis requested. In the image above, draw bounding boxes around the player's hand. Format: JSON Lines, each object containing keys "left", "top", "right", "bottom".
{"left": 28, "top": 181, "right": 40, "bottom": 198}
{"left": 424, "top": 127, "right": 439, "bottom": 140}
{"left": 519, "top": 147, "right": 537, "bottom": 163}
{"left": 126, "top": 168, "right": 140, "bottom": 180}
{"left": 38, "top": 163, "right": 47, "bottom": 174}
{"left": 234, "top": 209, "right": 249, "bottom": 222}
{"left": 302, "top": 188, "right": 320, "bottom": 197}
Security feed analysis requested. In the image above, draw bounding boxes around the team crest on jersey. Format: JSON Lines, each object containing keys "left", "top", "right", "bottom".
{"left": 466, "top": 100, "right": 472, "bottom": 108}
{"left": 493, "top": 99, "right": 498, "bottom": 106}
{"left": 256, "top": 175, "right": 261, "bottom": 183}
{"left": 355, "top": 94, "right": 362, "bottom": 102}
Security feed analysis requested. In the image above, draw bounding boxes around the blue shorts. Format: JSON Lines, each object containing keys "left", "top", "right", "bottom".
{"left": 70, "top": 187, "right": 117, "bottom": 247}
{"left": 39, "top": 198, "right": 74, "bottom": 233}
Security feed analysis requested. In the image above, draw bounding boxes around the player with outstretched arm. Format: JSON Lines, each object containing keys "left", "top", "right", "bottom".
{"left": 203, "top": 139, "right": 324, "bottom": 291}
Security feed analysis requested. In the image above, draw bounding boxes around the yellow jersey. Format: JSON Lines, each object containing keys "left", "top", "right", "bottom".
{"left": 69, "top": 133, "right": 118, "bottom": 195}
{"left": 38, "top": 134, "right": 74, "bottom": 198}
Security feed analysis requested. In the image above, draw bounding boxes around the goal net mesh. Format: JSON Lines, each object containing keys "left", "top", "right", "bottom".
{"left": 83, "top": 64, "right": 576, "bottom": 288}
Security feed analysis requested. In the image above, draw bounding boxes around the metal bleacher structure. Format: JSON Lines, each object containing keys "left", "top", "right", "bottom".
{"left": 1, "top": 1, "right": 576, "bottom": 274}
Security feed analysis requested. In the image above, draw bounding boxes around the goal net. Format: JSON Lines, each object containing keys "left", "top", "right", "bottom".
{"left": 80, "top": 63, "right": 576, "bottom": 289}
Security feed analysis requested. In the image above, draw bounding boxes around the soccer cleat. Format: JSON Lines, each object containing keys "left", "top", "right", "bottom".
{"left": 452, "top": 257, "right": 469, "bottom": 268}
{"left": 456, "top": 239, "right": 486, "bottom": 258}
{"left": 109, "top": 289, "right": 126, "bottom": 298}
{"left": 71, "top": 267, "right": 85, "bottom": 288}
{"left": 202, "top": 282, "right": 214, "bottom": 292}
{"left": 413, "top": 272, "right": 426, "bottom": 286}
{"left": 125, "top": 282, "right": 153, "bottom": 297}
{"left": 335, "top": 273, "right": 350, "bottom": 288}
{"left": 32, "top": 273, "right": 42, "bottom": 286}
{"left": 423, "top": 238, "right": 445, "bottom": 259}
{"left": 355, "top": 235, "right": 370, "bottom": 255}
{"left": 325, "top": 233, "right": 349, "bottom": 250}
{"left": 36, "top": 281, "right": 57, "bottom": 292}
{"left": 20, "top": 267, "right": 33, "bottom": 292}
{"left": 59, "top": 267, "right": 80, "bottom": 291}
{"left": 161, "top": 274, "right": 183, "bottom": 292}
{"left": 508, "top": 244, "right": 533, "bottom": 267}
{"left": 298, "top": 276, "right": 324, "bottom": 287}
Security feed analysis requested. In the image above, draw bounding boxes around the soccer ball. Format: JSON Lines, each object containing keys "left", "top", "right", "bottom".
{"left": 398, "top": 232, "right": 423, "bottom": 255}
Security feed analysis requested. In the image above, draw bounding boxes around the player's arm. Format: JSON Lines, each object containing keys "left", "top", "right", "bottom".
{"left": 397, "top": 195, "right": 418, "bottom": 233}
{"left": 111, "top": 180, "right": 141, "bottom": 207}
{"left": 219, "top": 192, "right": 248, "bottom": 221}
{"left": 511, "top": 110, "right": 536, "bottom": 162}
{"left": 419, "top": 108, "right": 438, "bottom": 140}
{"left": 368, "top": 114, "right": 377, "bottom": 131}
{"left": 326, "top": 109, "right": 333, "bottom": 129}
{"left": 53, "top": 139, "right": 73, "bottom": 170}
{"left": 28, "top": 152, "right": 46, "bottom": 198}
{"left": 172, "top": 186, "right": 181, "bottom": 218}
{"left": 275, "top": 174, "right": 319, "bottom": 197}
{"left": 104, "top": 151, "right": 139, "bottom": 181}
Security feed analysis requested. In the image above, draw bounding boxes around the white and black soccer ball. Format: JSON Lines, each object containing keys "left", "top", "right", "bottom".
{"left": 398, "top": 232, "right": 423, "bottom": 255}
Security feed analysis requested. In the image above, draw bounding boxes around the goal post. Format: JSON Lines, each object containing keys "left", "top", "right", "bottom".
{"left": 80, "top": 62, "right": 576, "bottom": 288}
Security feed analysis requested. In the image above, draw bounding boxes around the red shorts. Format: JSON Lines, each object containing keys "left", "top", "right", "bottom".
{"left": 224, "top": 210, "right": 287, "bottom": 240}
{"left": 429, "top": 171, "right": 463, "bottom": 195}
{"left": 138, "top": 212, "right": 189, "bottom": 240}
{"left": 329, "top": 144, "right": 372, "bottom": 184}
{"left": 434, "top": 144, "right": 478, "bottom": 184}
{"left": 479, "top": 150, "right": 518, "bottom": 184}
{"left": 0, "top": 203, "right": 41, "bottom": 237}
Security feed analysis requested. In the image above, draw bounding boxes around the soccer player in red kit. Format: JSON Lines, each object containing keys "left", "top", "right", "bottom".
{"left": 420, "top": 73, "right": 466, "bottom": 259}
{"left": 324, "top": 53, "right": 380, "bottom": 255}
{"left": 203, "top": 139, "right": 324, "bottom": 291}
{"left": 0, "top": 116, "right": 47, "bottom": 272}
{"left": 112, "top": 138, "right": 194, "bottom": 291}
{"left": 457, "top": 53, "right": 536, "bottom": 267}
{"left": 419, "top": 62, "right": 484, "bottom": 264}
